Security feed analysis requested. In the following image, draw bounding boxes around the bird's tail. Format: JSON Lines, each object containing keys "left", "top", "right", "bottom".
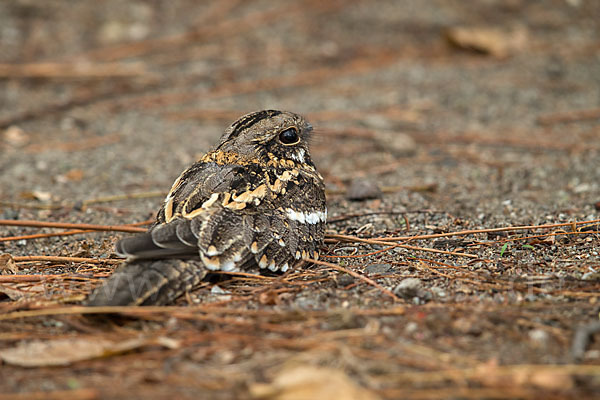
{"left": 85, "top": 259, "right": 206, "bottom": 306}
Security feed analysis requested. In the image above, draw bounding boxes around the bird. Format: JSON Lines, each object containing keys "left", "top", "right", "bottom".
{"left": 86, "top": 110, "right": 326, "bottom": 306}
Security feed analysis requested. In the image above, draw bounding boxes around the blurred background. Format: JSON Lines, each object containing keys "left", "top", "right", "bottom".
{"left": 1, "top": 0, "right": 598, "bottom": 222}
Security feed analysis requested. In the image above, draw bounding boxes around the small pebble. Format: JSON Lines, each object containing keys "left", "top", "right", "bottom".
{"left": 337, "top": 274, "right": 355, "bottom": 287}
{"left": 3, "top": 125, "right": 28, "bottom": 147}
{"left": 529, "top": 329, "right": 549, "bottom": 346}
{"left": 404, "top": 321, "right": 418, "bottom": 334}
{"left": 394, "top": 278, "right": 422, "bottom": 298}
{"left": 346, "top": 179, "right": 382, "bottom": 201}
{"left": 210, "top": 285, "right": 228, "bottom": 295}
{"left": 365, "top": 263, "right": 392, "bottom": 275}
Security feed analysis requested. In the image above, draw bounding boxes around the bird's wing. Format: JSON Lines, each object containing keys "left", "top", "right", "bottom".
{"left": 115, "top": 159, "right": 288, "bottom": 271}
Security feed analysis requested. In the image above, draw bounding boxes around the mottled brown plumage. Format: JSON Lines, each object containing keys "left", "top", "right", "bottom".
{"left": 86, "top": 110, "right": 326, "bottom": 306}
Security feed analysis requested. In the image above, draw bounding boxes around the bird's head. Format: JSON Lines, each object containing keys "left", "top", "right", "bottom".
{"left": 216, "top": 110, "right": 314, "bottom": 166}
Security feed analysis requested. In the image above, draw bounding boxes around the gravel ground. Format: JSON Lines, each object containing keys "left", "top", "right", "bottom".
{"left": 0, "top": 1, "right": 599, "bottom": 399}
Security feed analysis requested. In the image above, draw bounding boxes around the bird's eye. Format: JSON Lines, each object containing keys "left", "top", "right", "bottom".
{"left": 279, "top": 128, "right": 300, "bottom": 145}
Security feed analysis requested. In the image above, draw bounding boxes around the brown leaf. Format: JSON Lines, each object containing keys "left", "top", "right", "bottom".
{"left": 446, "top": 25, "right": 528, "bottom": 58}
{"left": 0, "top": 282, "right": 46, "bottom": 300}
{"left": 56, "top": 168, "right": 85, "bottom": 183}
{"left": 250, "top": 365, "right": 380, "bottom": 400}
{"left": 0, "top": 253, "right": 18, "bottom": 274}
{"left": 0, "top": 336, "right": 180, "bottom": 367}
{"left": 20, "top": 190, "right": 53, "bottom": 202}
{"left": 529, "top": 235, "right": 555, "bottom": 245}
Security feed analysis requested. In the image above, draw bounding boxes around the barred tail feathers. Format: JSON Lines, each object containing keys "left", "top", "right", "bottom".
{"left": 86, "top": 259, "right": 206, "bottom": 306}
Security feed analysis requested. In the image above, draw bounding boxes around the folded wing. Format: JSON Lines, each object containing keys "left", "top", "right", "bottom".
{"left": 114, "top": 159, "right": 290, "bottom": 272}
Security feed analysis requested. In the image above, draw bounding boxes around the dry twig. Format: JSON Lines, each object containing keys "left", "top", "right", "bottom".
{"left": 0, "top": 220, "right": 146, "bottom": 233}
{"left": 0, "top": 388, "right": 99, "bottom": 400}
{"left": 327, "top": 233, "right": 481, "bottom": 259}
{"left": 537, "top": 107, "right": 600, "bottom": 125}
{"left": 380, "top": 219, "right": 600, "bottom": 241}
{"left": 13, "top": 256, "right": 120, "bottom": 264}
{"left": 307, "top": 257, "right": 402, "bottom": 302}
{"left": 0, "top": 62, "right": 149, "bottom": 79}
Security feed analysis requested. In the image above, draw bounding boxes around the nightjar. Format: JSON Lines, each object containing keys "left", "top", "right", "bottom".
{"left": 86, "top": 110, "right": 326, "bottom": 306}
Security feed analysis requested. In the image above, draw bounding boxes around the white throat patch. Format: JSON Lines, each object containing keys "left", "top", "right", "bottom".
{"left": 289, "top": 148, "right": 306, "bottom": 164}
{"left": 286, "top": 208, "right": 327, "bottom": 224}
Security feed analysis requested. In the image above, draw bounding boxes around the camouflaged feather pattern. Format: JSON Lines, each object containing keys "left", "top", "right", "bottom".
{"left": 87, "top": 110, "right": 326, "bottom": 306}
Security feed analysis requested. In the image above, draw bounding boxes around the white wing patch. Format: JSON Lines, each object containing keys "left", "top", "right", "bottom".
{"left": 286, "top": 208, "right": 327, "bottom": 224}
